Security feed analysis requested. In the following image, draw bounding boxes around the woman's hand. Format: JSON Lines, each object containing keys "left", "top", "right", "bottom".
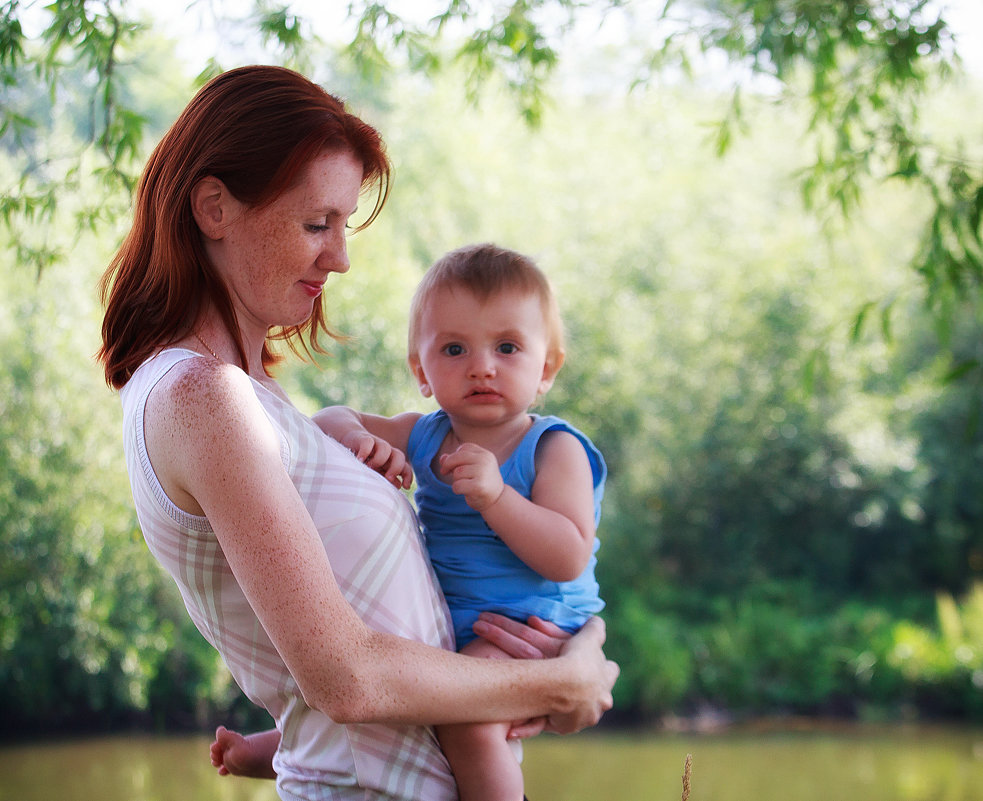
{"left": 472, "top": 612, "right": 571, "bottom": 659}
{"left": 472, "top": 613, "right": 572, "bottom": 738}
{"left": 546, "top": 616, "right": 618, "bottom": 735}
{"left": 473, "top": 614, "right": 618, "bottom": 738}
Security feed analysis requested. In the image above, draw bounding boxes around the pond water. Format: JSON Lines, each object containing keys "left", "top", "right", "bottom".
{"left": 1, "top": 723, "right": 981, "bottom": 801}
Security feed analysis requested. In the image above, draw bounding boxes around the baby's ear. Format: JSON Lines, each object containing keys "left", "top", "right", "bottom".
{"left": 408, "top": 355, "right": 433, "bottom": 398}
{"left": 539, "top": 348, "right": 565, "bottom": 395}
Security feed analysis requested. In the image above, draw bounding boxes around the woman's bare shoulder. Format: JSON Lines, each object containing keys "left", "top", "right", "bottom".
{"left": 145, "top": 357, "right": 282, "bottom": 513}
{"left": 149, "top": 357, "right": 254, "bottom": 424}
{"left": 146, "top": 357, "right": 277, "bottom": 469}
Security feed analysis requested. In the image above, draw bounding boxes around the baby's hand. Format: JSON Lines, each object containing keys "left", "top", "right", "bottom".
{"left": 439, "top": 443, "right": 505, "bottom": 511}
{"left": 341, "top": 431, "right": 413, "bottom": 489}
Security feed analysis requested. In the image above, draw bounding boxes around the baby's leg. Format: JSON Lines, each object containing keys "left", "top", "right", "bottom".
{"left": 437, "top": 637, "right": 524, "bottom": 801}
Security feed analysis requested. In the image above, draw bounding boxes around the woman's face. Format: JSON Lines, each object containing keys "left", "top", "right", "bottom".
{"left": 214, "top": 148, "right": 364, "bottom": 335}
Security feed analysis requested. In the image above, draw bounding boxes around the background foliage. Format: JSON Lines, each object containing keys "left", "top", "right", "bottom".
{"left": 1, "top": 1, "right": 982, "bottom": 736}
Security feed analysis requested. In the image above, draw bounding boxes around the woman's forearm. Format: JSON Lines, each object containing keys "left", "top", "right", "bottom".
{"left": 309, "top": 619, "right": 615, "bottom": 733}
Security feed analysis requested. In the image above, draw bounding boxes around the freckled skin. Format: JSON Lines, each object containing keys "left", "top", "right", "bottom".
{"left": 145, "top": 148, "right": 617, "bottom": 735}
{"left": 195, "top": 150, "right": 359, "bottom": 353}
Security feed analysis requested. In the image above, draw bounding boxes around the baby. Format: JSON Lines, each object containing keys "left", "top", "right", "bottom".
{"left": 214, "top": 243, "right": 606, "bottom": 801}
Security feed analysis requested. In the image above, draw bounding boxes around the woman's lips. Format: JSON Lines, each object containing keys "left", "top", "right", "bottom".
{"left": 299, "top": 280, "right": 323, "bottom": 298}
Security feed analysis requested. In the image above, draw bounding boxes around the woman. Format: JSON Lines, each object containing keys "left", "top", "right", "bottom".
{"left": 98, "top": 65, "right": 617, "bottom": 801}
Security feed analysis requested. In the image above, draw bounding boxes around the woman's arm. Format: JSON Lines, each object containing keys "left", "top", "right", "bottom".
{"left": 148, "top": 362, "right": 617, "bottom": 730}
{"left": 207, "top": 613, "right": 587, "bottom": 780}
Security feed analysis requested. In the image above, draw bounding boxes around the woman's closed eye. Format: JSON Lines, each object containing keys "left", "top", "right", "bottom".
{"left": 304, "top": 213, "right": 354, "bottom": 234}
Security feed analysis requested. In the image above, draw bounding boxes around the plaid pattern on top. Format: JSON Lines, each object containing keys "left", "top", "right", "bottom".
{"left": 121, "top": 349, "right": 458, "bottom": 801}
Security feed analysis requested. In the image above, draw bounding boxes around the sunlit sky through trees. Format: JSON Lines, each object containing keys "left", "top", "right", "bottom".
{"left": 112, "top": 0, "right": 983, "bottom": 83}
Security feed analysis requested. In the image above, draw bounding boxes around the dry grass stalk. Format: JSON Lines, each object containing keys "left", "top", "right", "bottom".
{"left": 681, "top": 753, "right": 692, "bottom": 801}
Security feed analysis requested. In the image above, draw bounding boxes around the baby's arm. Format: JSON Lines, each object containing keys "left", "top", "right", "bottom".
{"left": 439, "top": 430, "right": 596, "bottom": 582}
{"left": 312, "top": 407, "right": 421, "bottom": 489}
{"left": 210, "top": 725, "right": 279, "bottom": 779}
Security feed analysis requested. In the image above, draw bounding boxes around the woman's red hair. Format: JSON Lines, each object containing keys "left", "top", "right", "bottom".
{"left": 98, "top": 65, "right": 391, "bottom": 389}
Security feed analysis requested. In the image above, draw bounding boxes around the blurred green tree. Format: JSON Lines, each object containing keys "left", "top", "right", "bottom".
{"left": 1, "top": 0, "right": 979, "bottom": 338}
{"left": 2, "top": 0, "right": 982, "bottom": 729}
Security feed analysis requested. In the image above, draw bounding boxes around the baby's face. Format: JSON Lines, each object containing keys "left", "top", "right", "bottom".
{"left": 410, "top": 287, "right": 556, "bottom": 428}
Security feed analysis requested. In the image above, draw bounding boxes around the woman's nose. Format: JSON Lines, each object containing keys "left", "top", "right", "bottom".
{"left": 318, "top": 234, "right": 350, "bottom": 274}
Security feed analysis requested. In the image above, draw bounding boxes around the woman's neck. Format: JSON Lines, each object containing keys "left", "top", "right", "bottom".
{"left": 192, "top": 313, "right": 266, "bottom": 379}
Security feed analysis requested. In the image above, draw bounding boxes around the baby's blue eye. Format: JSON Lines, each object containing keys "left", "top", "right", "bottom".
{"left": 498, "top": 343, "right": 519, "bottom": 355}
{"left": 444, "top": 344, "right": 464, "bottom": 356}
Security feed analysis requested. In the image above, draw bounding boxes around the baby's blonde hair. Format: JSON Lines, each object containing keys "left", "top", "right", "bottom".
{"left": 408, "top": 243, "right": 565, "bottom": 370}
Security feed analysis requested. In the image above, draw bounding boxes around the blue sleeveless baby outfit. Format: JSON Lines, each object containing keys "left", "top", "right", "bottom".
{"left": 407, "top": 410, "right": 606, "bottom": 648}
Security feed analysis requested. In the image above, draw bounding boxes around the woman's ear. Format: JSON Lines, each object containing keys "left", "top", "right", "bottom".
{"left": 191, "top": 176, "right": 233, "bottom": 240}
{"left": 408, "top": 355, "right": 433, "bottom": 398}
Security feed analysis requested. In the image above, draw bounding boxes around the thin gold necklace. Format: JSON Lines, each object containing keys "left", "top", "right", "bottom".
{"left": 193, "top": 331, "right": 221, "bottom": 361}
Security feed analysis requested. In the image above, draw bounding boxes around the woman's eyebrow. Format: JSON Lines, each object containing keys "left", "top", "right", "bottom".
{"left": 310, "top": 203, "right": 358, "bottom": 219}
